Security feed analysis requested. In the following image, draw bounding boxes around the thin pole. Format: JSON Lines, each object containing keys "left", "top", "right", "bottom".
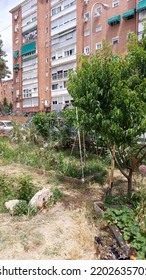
{"left": 76, "top": 107, "right": 85, "bottom": 182}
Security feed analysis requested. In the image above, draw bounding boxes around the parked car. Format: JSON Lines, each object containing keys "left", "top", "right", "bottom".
{"left": 0, "top": 120, "right": 13, "bottom": 132}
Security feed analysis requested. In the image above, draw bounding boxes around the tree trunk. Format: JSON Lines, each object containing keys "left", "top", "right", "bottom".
{"left": 127, "top": 169, "right": 133, "bottom": 196}
{"left": 109, "top": 145, "right": 116, "bottom": 189}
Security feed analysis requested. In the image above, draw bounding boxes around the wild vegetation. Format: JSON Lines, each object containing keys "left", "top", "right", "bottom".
{"left": 0, "top": 31, "right": 146, "bottom": 259}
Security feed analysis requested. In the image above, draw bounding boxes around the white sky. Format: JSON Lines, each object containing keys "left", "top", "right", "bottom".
{"left": 0, "top": 1, "right": 23, "bottom": 78}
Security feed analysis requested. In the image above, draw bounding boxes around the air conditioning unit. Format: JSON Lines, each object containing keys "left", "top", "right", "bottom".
{"left": 83, "top": 0, "right": 89, "bottom": 5}
{"left": 84, "top": 16, "right": 89, "bottom": 22}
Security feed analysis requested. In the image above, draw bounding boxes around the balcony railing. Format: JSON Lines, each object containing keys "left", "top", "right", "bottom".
{"left": 52, "top": 72, "right": 68, "bottom": 81}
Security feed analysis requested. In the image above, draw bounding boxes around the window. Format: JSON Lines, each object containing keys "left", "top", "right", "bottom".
{"left": 52, "top": 55, "right": 56, "bottom": 60}
{"left": 52, "top": 84, "right": 58, "bottom": 90}
{"left": 45, "top": 27, "right": 48, "bottom": 33}
{"left": 84, "top": 46, "right": 90, "bottom": 55}
{"left": 95, "top": 7, "right": 102, "bottom": 16}
{"left": 52, "top": 6, "right": 61, "bottom": 16}
{"left": 53, "top": 101, "right": 57, "bottom": 104}
{"left": 112, "top": 0, "right": 119, "bottom": 7}
{"left": 64, "top": 48, "right": 75, "bottom": 56}
{"left": 96, "top": 42, "right": 102, "bottom": 50}
{"left": 84, "top": 29, "right": 90, "bottom": 36}
{"left": 46, "top": 57, "right": 49, "bottom": 63}
{"left": 64, "top": 81, "right": 67, "bottom": 88}
{"left": 96, "top": 24, "right": 102, "bottom": 32}
{"left": 45, "top": 42, "right": 49, "bottom": 48}
{"left": 16, "top": 90, "right": 19, "bottom": 97}
{"left": 112, "top": 37, "right": 119, "bottom": 45}
{"left": 14, "top": 24, "right": 19, "bottom": 32}
{"left": 84, "top": 12, "right": 90, "bottom": 21}
{"left": 46, "top": 72, "right": 49, "bottom": 77}
{"left": 15, "top": 38, "right": 19, "bottom": 44}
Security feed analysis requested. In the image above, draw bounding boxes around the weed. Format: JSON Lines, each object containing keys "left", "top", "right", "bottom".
{"left": 46, "top": 187, "right": 63, "bottom": 208}
{"left": 103, "top": 206, "right": 146, "bottom": 259}
{"left": 52, "top": 187, "right": 63, "bottom": 201}
{"left": 15, "top": 175, "right": 36, "bottom": 203}
{"left": 13, "top": 201, "right": 28, "bottom": 216}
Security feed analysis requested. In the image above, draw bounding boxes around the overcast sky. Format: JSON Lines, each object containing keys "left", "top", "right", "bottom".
{"left": 0, "top": 1, "right": 23, "bottom": 78}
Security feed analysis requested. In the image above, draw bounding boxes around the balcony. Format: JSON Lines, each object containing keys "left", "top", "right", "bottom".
{"left": 51, "top": 54, "right": 76, "bottom": 66}
{"left": 51, "top": 19, "right": 76, "bottom": 37}
{"left": 51, "top": 37, "right": 76, "bottom": 51}
{"left": 22, "top": 20, "right": 37, "bottom": 34}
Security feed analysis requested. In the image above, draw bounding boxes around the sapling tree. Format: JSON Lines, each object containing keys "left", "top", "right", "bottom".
{"left": 67, "top": 40, "right": 146, "bottom": 195}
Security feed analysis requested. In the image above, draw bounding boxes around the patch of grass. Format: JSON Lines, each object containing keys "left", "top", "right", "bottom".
{"left": 0, "top": 174, "right": 38, "bottom": 214}
{"left": 46, "top": 187, "right": 64, "bottom": 208}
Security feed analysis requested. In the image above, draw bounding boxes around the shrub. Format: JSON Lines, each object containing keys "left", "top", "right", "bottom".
{"left": 103, "top": 206, "right": 146, "bottom": 259}
{"left": 13, "top": 200, "right": 28, "bottom": 216}
{"left": 15, "top": 175, "right": 36, "bottom": 203}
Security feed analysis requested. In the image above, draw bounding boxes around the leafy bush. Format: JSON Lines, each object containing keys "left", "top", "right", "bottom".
{"left": 103, "top": 206, "right": 146, "bottom": 259}
{"left": 13, "top": 200, "right": 28, "bottom": 216}
{"left": 32, "top": 112, "right": 59, "bottom": 139}
{"left": 15, "top": 176, "right": 36, "bottom": 203}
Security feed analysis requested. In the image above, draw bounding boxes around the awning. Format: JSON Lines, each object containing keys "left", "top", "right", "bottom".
{"left": 21, "top": 41, "right": 36, "bottom": 56}
{"left": 13, "top": 64, "right": 19, "bottom": 70}
{"left": 108, "top": 15, "right": 121, "bottom": 25}
{"left": 137, "top": 0, "right": 146, "bottom": 12}
{"left": 13, "top": 50, "right": 19, "bottom": 59}
{"left": 122, "top": 9, "right": 135, "bottom": 19}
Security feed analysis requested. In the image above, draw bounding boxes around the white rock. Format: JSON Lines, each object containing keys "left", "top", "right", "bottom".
{"left": 5, "top": 199, "right": 19, "bottom": 211}
{"left": 29, "top": 188, "right": 52, "bottom": 208}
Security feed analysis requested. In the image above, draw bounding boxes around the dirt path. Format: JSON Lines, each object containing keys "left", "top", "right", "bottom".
{"left": 0, "top": 163, "right": 101, "bottom": 260}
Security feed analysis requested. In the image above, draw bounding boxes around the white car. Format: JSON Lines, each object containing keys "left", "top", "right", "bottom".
{"left": 0, "top": 120, "right": 13, "bottom": 132}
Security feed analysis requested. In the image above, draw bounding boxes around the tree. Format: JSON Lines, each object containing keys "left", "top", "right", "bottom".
{"left": 67, "top": 40, "right": 146, "bottom": 195}
{"left": 0, "top": 35, "right": 11, "bottom": 81}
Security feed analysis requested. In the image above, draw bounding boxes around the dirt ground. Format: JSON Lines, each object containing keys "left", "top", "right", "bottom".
{"left": 0, "top": 163, "right": 144, "bottom": 260}
{"left": 0, "top": 163, "right": 105, "bottom": 260}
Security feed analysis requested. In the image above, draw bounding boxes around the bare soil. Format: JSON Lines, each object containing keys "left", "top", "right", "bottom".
{"left": 0, "top": 163, "right": 102, "bottom": 260}
{"left": 0, "top": 163, "right": 143, "bottom": 260}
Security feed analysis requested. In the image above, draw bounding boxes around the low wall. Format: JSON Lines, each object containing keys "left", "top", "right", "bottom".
{"left": 0, "top": 115, "right": 29, "bottom": 124}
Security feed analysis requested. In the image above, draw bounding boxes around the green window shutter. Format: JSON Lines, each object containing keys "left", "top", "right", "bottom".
{"left": 108, "top": 15, "right": 121, "bottom": 25}
{"left": 21, "top": 41, "right": 36, "bottom": 56}
{"left": 13, "top": 64, "right": 19, "bottom": 70}
{"left": 13, "top": 50, "right": 19, "bottom": 59}
{"left": 137, "top": 0, "right": 146, "bottom": 12}
{"left": 122, "top": 9, "right": 135, "bottom": 19}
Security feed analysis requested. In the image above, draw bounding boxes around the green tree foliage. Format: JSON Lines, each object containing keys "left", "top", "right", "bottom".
{"left": 67, "top": 40, "right": 146, "bottom": 195}
{"left": 0, "top": 35, "right": 11, "bottom": 81}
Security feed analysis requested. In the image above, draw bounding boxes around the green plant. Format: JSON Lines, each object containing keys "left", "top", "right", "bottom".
{"left": 46, "top": 187, "right": 63, "bottom": 208}
{"left": 15, "top": 175, "right": 36, "bottom": 203}
{"left": 131, "top": 180, "right": 146, "bottom": 232}
{"left": 13, "top": 200, "right": 28, "bottom": 216}
{"left": 52, "top": 187, "right": 63, "bottom": 201}
{"left": 103, "top": 206, "right": 146, "bottom": 259}
{"left": 27, "top": 205, "right": 38, "bottom": 216}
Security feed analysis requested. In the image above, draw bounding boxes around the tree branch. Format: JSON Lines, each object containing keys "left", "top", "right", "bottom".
{"left": 136, "top": 144, "right": 146, "bottom": 158}
{"left": 114, "top": 155, "right": 129, "bottom": 179}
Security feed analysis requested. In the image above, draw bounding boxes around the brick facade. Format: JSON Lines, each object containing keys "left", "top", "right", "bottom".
{"left": 9, "top": 0, "right": 142, "bottom": 113}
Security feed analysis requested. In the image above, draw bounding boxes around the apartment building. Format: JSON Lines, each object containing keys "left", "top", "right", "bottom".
{"left": 10, "top": 0, "right": 146, "bottom": 113}
{"left": 0, "top": 79, "right": 13, "bottom": 105}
